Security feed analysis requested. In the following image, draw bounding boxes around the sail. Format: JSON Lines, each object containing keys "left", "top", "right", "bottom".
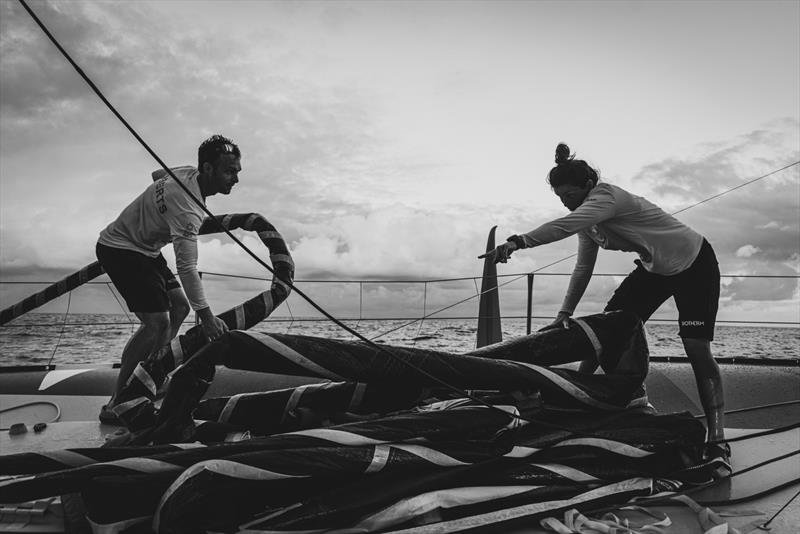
{"left": 476, "top": 226, "right": 502, "bottom": 348}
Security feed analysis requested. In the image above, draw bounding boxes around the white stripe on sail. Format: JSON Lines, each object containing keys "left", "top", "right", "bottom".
{"left": 133, "top": 364, "right": 158, "bottom": 396}
{"left": 258, "top": 230, "right": 283, "bottom": 240}
{"left": 354, "top": 485, "right": 544, "bottom": 532}
{"left": 219, "top": 393, "right": 248, "bottom": 423}
{"left": 286, "top": 428, "right": 383, "bottom": 446}
{"left": 111, "top": 458, "right": 181, "bottom": 473}
{"left": 554, "top": 437, "right": 652, "bottom": 458}
{"left": 245, "top": 332, "right": 343, "bottom": 380}
{"left": 513, "top": 361, "right": 621, "bottom": 410}
{"left": 348, "top": 382, "right": 367, "bottom": 411}
{"left": 365, "top": 445, "right": 391, "bottom": 473}
{"left": 391, "top": 444, "right": 469, "bottom": 467}
{"left": 573, "top": 318, "right": 602, "bottom": 359}
{"left": 382, "top": 478, "right": 653, "bottom": 533}
{"left": 530, "top": 462, "right": 598, "bottom": 482}
{"left": 235, "top": 306, "right": 246, "bottom": 329}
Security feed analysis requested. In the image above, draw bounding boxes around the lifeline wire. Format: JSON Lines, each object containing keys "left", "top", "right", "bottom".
{"left": 16, "top": 0, "right": 550, "bottom": 429}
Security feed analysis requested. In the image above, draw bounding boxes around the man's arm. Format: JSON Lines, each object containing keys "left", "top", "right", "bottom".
{"left": 173, "top": 236, "right": 227, "bottom": 340}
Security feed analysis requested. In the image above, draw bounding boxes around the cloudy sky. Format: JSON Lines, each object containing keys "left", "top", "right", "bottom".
{"left": 1, "top": 0, "right": 798, "bottom": 326}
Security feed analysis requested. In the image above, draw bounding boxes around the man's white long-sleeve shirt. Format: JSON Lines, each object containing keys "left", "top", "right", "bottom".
{"left": 98, "top": 166, "right": 209, "bottom": 311}
{"left": 520, "top": 182, "right": 704, "bottom": 314}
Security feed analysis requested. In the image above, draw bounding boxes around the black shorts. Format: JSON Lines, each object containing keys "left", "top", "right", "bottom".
{"left": 96, "top": 242, "right": 181, "bottom": 313}
{"left": 604, "top": 239, "right": 720, "bottom": 341}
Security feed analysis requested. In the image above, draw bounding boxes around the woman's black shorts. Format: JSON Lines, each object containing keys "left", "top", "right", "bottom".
{"left": 604, "top": 239, "right": 720, "bottom": 341}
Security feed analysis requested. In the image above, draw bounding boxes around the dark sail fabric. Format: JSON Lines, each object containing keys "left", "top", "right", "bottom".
{"left": 109, "top": 212, "right": 294, "bottom": 429}
{"left": 0, "top": 311, "right": 725, "bottom": 533}
{"left": 0, "top": 407, "right": 714, "bottom": 533}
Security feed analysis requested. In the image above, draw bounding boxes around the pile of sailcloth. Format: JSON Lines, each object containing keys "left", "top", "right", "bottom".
{"left": 0, "top": 304, "right": 726, "bottom": 533}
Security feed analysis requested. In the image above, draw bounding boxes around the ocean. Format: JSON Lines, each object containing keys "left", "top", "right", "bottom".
{"left": 1, "top": 313, "right": 798, "bottom": 367}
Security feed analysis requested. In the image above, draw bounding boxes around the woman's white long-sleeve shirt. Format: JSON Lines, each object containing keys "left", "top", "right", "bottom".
{"left": 520, "top": 183, "right": 704, "bottom": 314}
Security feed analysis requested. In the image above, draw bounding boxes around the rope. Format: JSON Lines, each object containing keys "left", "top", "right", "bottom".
{"left": 0, "top": 401, "right": 62, "bottom": 431}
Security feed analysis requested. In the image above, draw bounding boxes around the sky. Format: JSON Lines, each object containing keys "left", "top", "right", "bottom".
{"left": 0, "top": 0, "right": 798, "bottom": 327}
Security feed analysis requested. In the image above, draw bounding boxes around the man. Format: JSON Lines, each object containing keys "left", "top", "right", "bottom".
{"left": 95, "top": 135, "right": 240, "bottom": 423}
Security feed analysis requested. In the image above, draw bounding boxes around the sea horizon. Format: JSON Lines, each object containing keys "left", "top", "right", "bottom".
{"left": 2, "top": 312, "right": 798, "bottom": 367}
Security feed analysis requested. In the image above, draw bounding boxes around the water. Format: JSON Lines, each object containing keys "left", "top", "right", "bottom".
{"left": 1, "top": 313, "right": 798, "bottom": 366}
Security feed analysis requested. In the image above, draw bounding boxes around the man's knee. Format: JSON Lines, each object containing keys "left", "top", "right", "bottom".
{"left": 168, "top": 290, "right": 190, "bottom": 322}
{"left": 138, "top": 312, "right": 171, "bottom": 336}
{"left": 171, "top": 300, "right": 190, "bottom": 323}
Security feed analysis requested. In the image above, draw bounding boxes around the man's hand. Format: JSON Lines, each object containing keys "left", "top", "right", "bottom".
{"left": 478, "top": 242, "right": 517, "bottom": 264}
{"left": 197, "top": 307, "right": 228, "bottom": 342}
{"left": 538, "top": 312, "right": 572, "bottom": 331}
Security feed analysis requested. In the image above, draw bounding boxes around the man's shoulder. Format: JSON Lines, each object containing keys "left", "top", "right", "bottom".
{"left": 151, "top": 165, "right": 198, "bottom": 183}
{"left": 159, "top": 167, "right": 204, "bottom": 221}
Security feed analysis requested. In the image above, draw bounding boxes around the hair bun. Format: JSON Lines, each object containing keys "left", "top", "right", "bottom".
{"left": 555, "top": 143, "right": 572, "bottom": 165}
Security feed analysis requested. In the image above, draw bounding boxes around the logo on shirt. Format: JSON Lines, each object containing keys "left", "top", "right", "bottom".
{"left": 681, "top": 320, "right": 705, "bottom": 327}
{"left": 589, "top": 225, "right": 607, "bottom": 247}
{"left": 182, "top": 222, "right": 198, "bottom": 238}
{"left": 155, "top": 178, "right": 167, "bottom": 214}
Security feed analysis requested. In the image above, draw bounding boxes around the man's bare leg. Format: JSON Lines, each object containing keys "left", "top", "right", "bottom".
{"left": 110, "top": 311, "right": 171, "bottom": 405}
{"left": 166, "top": 287, "right": 190, "bottom": 340}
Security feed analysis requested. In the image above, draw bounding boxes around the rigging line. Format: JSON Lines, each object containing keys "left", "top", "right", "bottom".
{"left": 694, "top": 399, "right": 800, "bottom": 420}
{"left": 759, "top": 486, "right": 800, "bottom": 531}
{"left": 17, "top": 0, "right": 557, "bottom": 430}
{"left": 671, "top": 160, "right": 800, "bottom": 216}
{"left": 283, "top": 299, "right": 295, "bottom": 335}
{"left": 726, "top": 450, "right": 800, "bottom": 482}
{"left": 106, "top": 282, "right": 136, "bottom": 334}
{"left": 370, "top": 270, "right": 530, "bottom": 341}
{"left": 47, "top": 291, "right": 71, "bottom": 367}
{"left": 713, "top": 421, "right": 800, "bottom": 446}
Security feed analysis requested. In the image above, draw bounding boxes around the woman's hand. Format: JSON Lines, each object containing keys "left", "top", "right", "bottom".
{"left": 478, "top": 241, "right": 517, "bottom": 264}
{"left": 539, "top": 311, "right": 572, "bottom": 331}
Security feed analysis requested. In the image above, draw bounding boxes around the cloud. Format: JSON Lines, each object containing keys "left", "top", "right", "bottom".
{"left": 736, "top": 245, "right": 760, "bottom": 258}
{"left": 630, "top": 118, "right": 800, "bottom": 206}
{"left": 758, "top": 221, "right": 794, "bottom": 232}
{"left": 2, "top": 2, "right": 797, "bottom": 326}
{"left": 723, "top": 263, "right": 799, "bottom": 302}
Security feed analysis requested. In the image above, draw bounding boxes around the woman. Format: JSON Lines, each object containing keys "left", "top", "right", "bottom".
{"left": 481, "top": 143, "right": 727, "bottom": 462}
